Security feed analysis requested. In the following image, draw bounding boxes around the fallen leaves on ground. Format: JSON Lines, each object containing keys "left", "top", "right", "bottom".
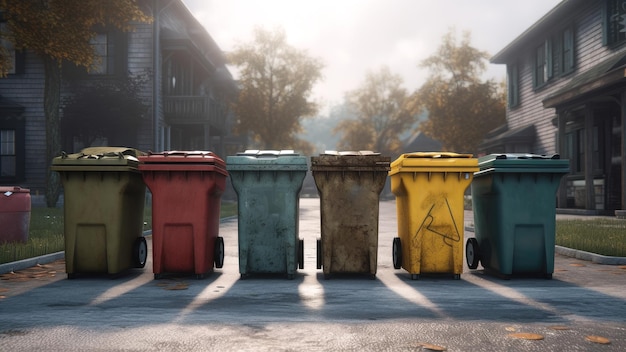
{"left": 155, "top": 281, "right": 189, "bottom": 290}
{"left": 415, "top": 342, "right": 447, "bottom": 351}
{"left": 585, "top": 335, "right": 611, "bottom": 344}
{"left": 0, "top": 265, "right": 58, "bottom": 282}
{"left": 508, "top": 333, "right": 544, "bottom": 340}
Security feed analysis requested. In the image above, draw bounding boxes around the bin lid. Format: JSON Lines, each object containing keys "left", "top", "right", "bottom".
{"left": 476, "top": 153, "right": 570, "bottom": 175}
{"left": 226, "top": 150, "right": 308, "bottom": 171}
{"left": 50, "top": 147, "right": 144, "bottom": 172}
{"left": 138, "top": 151, "right": 227, "bottom": 175}
{"left": 389, "top": 152, "right": 478, "bottom": 175}
{"left": 311, "top": 150, "right": 390, "bottom": 171}
{"left": 0, "top": 186, "right": 30, "bottom": 194}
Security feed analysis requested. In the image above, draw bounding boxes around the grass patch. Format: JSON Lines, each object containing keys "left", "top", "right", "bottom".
{"left": 0, "top": 201, "right": 239, "bottom": 265}
{"left": 556, "top": 218, "right": 626, "bottom": 257}
{"left": 0, "top": 207, "right": 65, "bottom": 265}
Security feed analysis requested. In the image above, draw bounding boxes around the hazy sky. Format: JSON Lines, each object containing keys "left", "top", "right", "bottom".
{"left": 183, "top": 0, "right": 562, "bottom": 112}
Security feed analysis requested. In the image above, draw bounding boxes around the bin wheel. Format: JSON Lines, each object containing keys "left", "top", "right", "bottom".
{"left": 544, "top": 273, "right": 553, "bottom": 280}
{"left": 154, "top": 273, "right": 163, "bottom": 280}
{"left": 411, "top": 274, "right": 420, "bottom": 280}
{"left": 392, "top": 237, "right": 402, "bottom": 269}
{"left": 454, "top": 274, "right": 461, "bottom": 280}
{"left": 132, "top": 237, "right": 148, "bottom": 268}
{"left": 287, "top": 273, "right": 295, "bottom": 280}
{"left": 67, "top": 273, "right": 76, "bottom": 280}
{"left": 466, "top": 237, "right": 481, "bottom": 270}
{"left": 316, "top": 238, "right": 322, "bottom": 270}
{"left": 214, "top": 236, "right": 225, "bottom": 269}
{"left": 298, "top": 238, "right": 304, "bottom": 270}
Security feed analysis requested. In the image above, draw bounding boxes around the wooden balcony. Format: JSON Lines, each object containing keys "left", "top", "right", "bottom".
{"left": 163, "top": 96, "right": 225, "bottom": 131}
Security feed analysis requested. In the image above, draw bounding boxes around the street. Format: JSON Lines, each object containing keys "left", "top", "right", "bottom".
{"left": 1, "top": 198, "right": 625, "bottom": 351}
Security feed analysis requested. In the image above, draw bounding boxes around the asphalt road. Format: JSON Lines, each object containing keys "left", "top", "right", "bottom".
{"left": 1, "top": 198, "right": 625, "bottom": 351}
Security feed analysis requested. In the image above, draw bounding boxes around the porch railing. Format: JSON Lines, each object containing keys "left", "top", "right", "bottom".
{"left": 163, "top": 96, "right": 225, "bottom": 131}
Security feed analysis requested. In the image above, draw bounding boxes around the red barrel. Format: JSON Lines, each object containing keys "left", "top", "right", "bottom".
{"left": 139, "top": 151, "right": 228, "bottom": 279}
{"left": 0, "top": 186, "right": 31, "bottom": 243}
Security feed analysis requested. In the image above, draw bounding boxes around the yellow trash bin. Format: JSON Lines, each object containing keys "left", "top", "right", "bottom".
{"left": 389, "top": 152, "right": 478, "bottom": 280}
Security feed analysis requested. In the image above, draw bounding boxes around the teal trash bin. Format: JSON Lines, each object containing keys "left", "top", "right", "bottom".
{"left": 311, "top": 151, "right": 390, "bottom": 279}
{"left": 467, "top": 153, "right": 570, "bottom": 279}
{"left": 226, "top": 150, "right": 308, "bottom": 279}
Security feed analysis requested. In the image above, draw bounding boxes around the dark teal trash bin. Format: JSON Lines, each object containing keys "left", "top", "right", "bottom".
{"left": 226, "top": 150, "right": 308, "bottom": 279}
{"left": 467, "top": 154, "right": 570, "bottom": 279}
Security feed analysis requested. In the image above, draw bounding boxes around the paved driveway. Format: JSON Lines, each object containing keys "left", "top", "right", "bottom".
{"left": 1, "top": 198, "right": 625, "bottom": 351}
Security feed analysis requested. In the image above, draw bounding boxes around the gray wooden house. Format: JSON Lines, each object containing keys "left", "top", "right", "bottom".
{"left": 0, "top": 0, "right": 239, "bottom": 196}
{"left": 487, "top": 0, "right": 626, "bottom": 217}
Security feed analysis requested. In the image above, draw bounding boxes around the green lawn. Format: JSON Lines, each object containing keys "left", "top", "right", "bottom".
{"left": 556, "top": 218, "right": 626, "bottom": 257}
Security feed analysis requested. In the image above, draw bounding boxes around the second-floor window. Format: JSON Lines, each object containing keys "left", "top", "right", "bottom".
{"left": 533, "top": 42, "right": 549, "bottom": 88}
{"left": 605, "top": 0, "right": 626, "bottom": 47}
{"left": 87, "top": 31, "right": 125, "bottom": 76}
{"left": 533, "top": 26, "right": 575, "bottom": 89}
{"left": 0, "top": 22, "right": 24, "bottom": 75}
{"left": 507, "top": 64, "right": 519, "bottom": 108}
{"left": 89, "top": 33, "right": 113, "bottom": 75}
{"left": 561, "top": 27, "right": 575, "bottom": 74}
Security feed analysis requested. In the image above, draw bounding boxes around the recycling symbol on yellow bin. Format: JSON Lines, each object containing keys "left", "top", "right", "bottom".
{"left": 413, "top": 198, "right": 460, "bottom": 247}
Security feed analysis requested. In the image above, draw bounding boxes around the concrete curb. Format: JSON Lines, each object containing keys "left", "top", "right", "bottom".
{"left": 0, "top": 251, "right": 65, "bottom": 275}
{"left": 555, "top": 245, "right": 626, "bottom": 265}
{"left": 0, "top": 217, "right": 239, "bottom": 275}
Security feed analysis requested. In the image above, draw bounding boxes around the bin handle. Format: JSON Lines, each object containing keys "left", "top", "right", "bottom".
{"left": 147, "top": 150, "right": 215, "bottom": 157}
{"left": 77, "top": 152, "right": 125, "bottom": 160}
{"left": 495, "top": 153, "right": 561, "bottom": 160}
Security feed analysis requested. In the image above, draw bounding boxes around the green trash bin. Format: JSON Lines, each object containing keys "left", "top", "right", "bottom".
{"left": 51, "top": 147, "right": 148, "bottom": 278}
{"left": 311, "top": 151, "right": 390, "bottom": 279}
{"left": 467, "top": 153, "right": 570, "bottom": 279}
{"left": 226, "top": 150, "right": 308, "bottom": 279}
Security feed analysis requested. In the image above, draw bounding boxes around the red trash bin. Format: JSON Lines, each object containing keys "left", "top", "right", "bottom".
{"left": 0, "top": 186, "right": 31, "bottom": 243}
{"left": 139, "top": 151, "right": 228, "bottom": 279}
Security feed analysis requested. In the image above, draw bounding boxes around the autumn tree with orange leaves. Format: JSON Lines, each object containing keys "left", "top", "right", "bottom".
{"left": 334, "top": 66, "right": 417, "bottom": 156}
{"left": 415, "top": 29, "right": 506, "bottom": 154}
{"left": 228, "top": 27, "right": 323, "bottom": 152}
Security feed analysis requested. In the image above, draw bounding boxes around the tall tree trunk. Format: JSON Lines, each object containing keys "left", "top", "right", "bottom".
{"left": 44, "top": 57, "right": 62, "bottom": 208}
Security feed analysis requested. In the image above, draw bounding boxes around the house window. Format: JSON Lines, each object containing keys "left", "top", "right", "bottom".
{"left": 87, "top": 31, "right": 125, "bottom": 76}
{"left": 561, "top": 27, "right": 575, "bottom": 74}
{"left": 89, "top": 33, "right": 113, "bottom": 74}
{"left": 0, "top": 22, "right": 25, "bottom": 75}
{"left": 0, "top": 129, "right": 16, "bottom": 177}
{"left": 533, "top": 41, "right": 549, "bottom": 88}
{"left": 604, "top": 0, "right": 626, "bottom": 47}
{"left": 507, "top": 64, "right": 519, "bottom": 108}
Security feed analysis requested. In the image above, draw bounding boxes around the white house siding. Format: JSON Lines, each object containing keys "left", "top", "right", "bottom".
{"left": 0, "top": 0, "right": 236, "bottom": 195}
{"left": 505, "top": 0, "right": 626, "bottom": 156}
{"left": 0, "top": 53, "right": 47, "bottom": 192}
{"left": 127, "top": 21, "right": 155, "bottom": 153}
